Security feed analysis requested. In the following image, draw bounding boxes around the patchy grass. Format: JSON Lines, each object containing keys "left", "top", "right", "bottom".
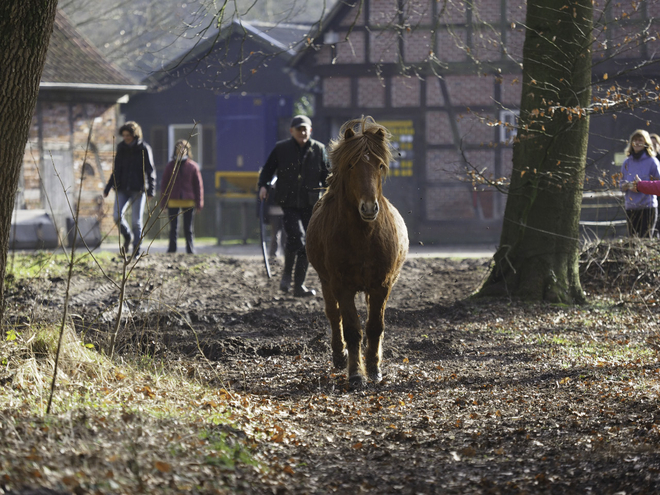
{"left": 6, "top": 251, "right": 118, "bottom": 283}
{"left": 2, "top": 241, "right": 660, "bottom": 493}
{"left": 0, "top": 321, "right": 271, "bottom": 494}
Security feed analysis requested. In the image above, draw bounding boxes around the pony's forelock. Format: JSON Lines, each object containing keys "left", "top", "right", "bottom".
{"left": 328, "top": 117, "right": 393, "bottom": 180}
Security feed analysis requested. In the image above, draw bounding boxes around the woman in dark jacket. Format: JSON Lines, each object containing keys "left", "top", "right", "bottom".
{"left": 160, "top": 140, "right": 204, "bottom": 254}
{"left": 103, "top": 121, "right": 156, "bottom": 257}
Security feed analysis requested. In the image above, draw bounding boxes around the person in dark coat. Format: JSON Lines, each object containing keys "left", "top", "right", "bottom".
{"left": 159, "top": 140, "right": 204, "bottom": 254}
{"left": 258, "top": 115, "right": 330, "bottom": 297}
{"left": 103, "top": 121, "right": 156, "bottom": 257}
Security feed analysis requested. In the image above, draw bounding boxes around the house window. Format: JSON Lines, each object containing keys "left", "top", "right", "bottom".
{"left": 499, "top": 110, "right": 519, "bottom": 144}
{"left": 168, "top": 124, "right": 203, "bottom": 166}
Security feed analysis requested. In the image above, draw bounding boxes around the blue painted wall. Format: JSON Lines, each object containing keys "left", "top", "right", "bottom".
{"left": 216, "top": 94, "right": 293, "bottom": 173}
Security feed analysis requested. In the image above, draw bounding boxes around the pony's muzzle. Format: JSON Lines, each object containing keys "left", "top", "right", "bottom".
{"left": 359, "top": 199, "right": 379, "bottom": 221}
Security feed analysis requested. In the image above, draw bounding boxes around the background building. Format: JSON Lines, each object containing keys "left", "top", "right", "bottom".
{"left": 291, "top": 0, "right": 660, "bottom": 244}
{"left": 121, "top": 20, "right": 313, "bottom": 241}
{"left": 17, "top": 10, "right": 145, "bottom": 249}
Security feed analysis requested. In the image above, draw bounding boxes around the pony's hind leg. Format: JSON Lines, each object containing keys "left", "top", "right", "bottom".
{"left": 321, "top": 282, "right": 346, "bottom": 369}
{"left": 364, "top": 288, "right": 389, "bottom": 383}
{"left": 337, "top": 290, "right": 366, "bottom": 388}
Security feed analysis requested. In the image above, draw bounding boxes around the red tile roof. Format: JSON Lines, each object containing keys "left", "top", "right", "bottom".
{"left": 41, "top": 10, "right": 139, "bottom": 87}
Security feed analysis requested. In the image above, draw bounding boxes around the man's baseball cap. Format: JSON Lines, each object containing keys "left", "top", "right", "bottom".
{"left": 290, "top": 115, "right": 312, "bottom": 128}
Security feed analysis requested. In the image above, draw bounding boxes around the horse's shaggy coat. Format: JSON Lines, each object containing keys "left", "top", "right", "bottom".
{"left": 306, "top": 117, "right": 409, "bottom": 387}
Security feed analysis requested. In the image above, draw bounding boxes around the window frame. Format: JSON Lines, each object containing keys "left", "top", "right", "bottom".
{"left": 168, "top": 124, "right": 203, "bottom": 167}
{"left": 499, "top": 109, "right": 519, "bottom": 144}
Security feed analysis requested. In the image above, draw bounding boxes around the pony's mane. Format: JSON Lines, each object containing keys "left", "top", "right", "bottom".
{"left": 326, "top": 117, "right": 393, "bottom": 189}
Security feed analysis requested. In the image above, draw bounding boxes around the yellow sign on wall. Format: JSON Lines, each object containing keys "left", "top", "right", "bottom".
{"left": 380, "top": 120, "right": 414, "bottom": 177}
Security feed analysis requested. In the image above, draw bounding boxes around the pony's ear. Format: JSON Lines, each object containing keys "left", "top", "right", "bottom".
{"left": 344, "top": 128, "right": 356, "bottom": 139}
{"left": 375, "top": 128, "right": 386, "bottom": 140}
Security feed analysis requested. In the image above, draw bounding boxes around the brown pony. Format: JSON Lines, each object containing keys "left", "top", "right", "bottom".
{"left": 306, "top": 117, "right": 408, "bottom": 388}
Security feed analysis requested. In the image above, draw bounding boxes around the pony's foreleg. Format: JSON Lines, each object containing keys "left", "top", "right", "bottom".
{"left": 337, "top": 291, "right": 365, "bottom": 388}
{"left": 362, "top": 293, "right": 370, "bottom": 344}
{"left": 365, "top": 288, "right": 389, "bottom": 383}
{"left": 321, "top": 282, "right": 346, "bottom": 369}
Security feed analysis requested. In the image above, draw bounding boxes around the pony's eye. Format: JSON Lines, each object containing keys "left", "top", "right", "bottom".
{"left": 379, "top": 164, "right": 385, "bottom": 171}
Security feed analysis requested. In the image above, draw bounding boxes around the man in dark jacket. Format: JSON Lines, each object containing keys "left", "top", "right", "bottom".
{"left": 258, "top": 115, "right": 329, "bottom": 297}
{"left": 103, "top": 121, "right": 156, "bottom": 257}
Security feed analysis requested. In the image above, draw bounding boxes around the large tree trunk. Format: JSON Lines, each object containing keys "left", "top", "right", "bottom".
{"left": 477, "top": 0, "right": 593, "bottom": 303}
{"left": 0, "top": 3, "right": 59, "bottom": 323}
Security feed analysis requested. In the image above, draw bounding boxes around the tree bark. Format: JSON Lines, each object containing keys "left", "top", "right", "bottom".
{"left": 0, "top": 2, "right": 59, "bottom": 323}
{"left": 477, "top": 0, "right": 593, "bottom": 303}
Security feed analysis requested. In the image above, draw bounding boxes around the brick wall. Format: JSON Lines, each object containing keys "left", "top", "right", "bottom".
{"left": 21, "top": 100, "right": 121, "bottom": 240}
{"left": 426, "top": 149, "right": 462, "bottom": 181}
{"left": 464, "top": 149, "right": 497, "bottom": 176}
{"left": 336, "top": 30, "right": 366, "bottom": 63}
{"left": 311, "top": 1, "right": 527, "bottom": 236}
{"left": 41, "top": 102, "right": 70, "bottom": 148}
{"left": 403, "top": 29, "right": 432, "bottom": 63}
{"left": 457, "top": 113, "right": 497, "bottom": 145}
{"left": 506, "top": 0, "right": 527, "bottom": 24}
{"left": 425, "top": 185, "right": 476, "bottom": 220}
{"left": 370, "top": 30, "right": 399, "bottom": 63}
{"left": 391, "top": 75, "right": 420, "bottom": 107}
{"left": 505, "top": 26, "right": 525, "bottom": 62}
{"left": 315, "top": 45, "right": 333, "bottom": 65}
{"left": 438, "top": 1, "right": 467, "bottom": 24}
{"left": 425, "top": 183, "right": 497, "bottom": 221}
{"left": 323, "top": 77, "right": 352, "bottom": 107}
{"left": 444, "top": 75, "right": 493, "bottom": 106}
{"left": 472, "top": 27, "right": 502, "bottom": 62}
{"left": 437, "top": 28, "right": 468, "bottom": 62}
{"left": 306, "top": 0, "right": 656, "bottom": 241}
{"left": 472, "top": 0, "right": 501, "bottom": 23}
{"left": 426, "top": 111, "right": 453, "bottom": 145}
{"left": 426, "top": 78, "right": 445, "bottom": 107}
{"left": 71, "top": 103, "right": 119, "bottom": 230}
{"left": 402, "top": 0, "right": 433, "bottom": 26}
{"left": 498, "top": 74, "right": 522, "bottom": 106}
{"left": 369, "top": 0, "right": 399, "bottom": 26}
{"left": 358, "top": 77, "right": 386, "bottom": 108}
{"left": 340, "top": 5, "right": 365, "bottom": 26}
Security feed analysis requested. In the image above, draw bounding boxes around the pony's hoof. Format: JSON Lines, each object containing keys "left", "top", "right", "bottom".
{"left": 332, "top": 350, "right": 348, "bottom": 369}
{"left": 369, "top": 371, "right": 382, "bottom": 384}
{"left": 349, "top": 374, "right": 366, "bottom": 390}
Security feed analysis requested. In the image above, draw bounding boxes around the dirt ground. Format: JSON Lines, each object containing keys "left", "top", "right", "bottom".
{"left": 5, "top": 243, "right": 660, "bottom": 494}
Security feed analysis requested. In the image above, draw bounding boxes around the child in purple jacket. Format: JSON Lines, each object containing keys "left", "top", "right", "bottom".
{"left": 620, "top": 129, "right": 660, "bottom": 237}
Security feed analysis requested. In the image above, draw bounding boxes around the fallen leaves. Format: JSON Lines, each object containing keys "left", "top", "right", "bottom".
{"left": 3, "top": 247, "right": 660, "bottom": 493}
{"left": 153, "top": 460, "right": 171, "bottom": 473}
